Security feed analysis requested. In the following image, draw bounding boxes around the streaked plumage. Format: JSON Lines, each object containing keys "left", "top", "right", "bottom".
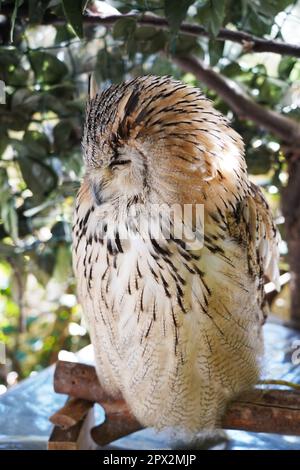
{"left": 73, "top": 76, "right": 279, "bottom": 437}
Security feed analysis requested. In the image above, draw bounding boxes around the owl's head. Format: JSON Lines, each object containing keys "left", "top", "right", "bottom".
{"left": 82, "top": 75, "right": 245, "bottom": 207}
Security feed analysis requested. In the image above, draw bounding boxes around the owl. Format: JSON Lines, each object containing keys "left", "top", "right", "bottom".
{"left": 73, "top": 75, "right": 279, "bottom": 440}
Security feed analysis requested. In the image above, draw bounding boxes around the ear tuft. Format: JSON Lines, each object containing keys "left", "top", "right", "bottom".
{"left": 88, "top": 73, "right": 99, "bottom": 100}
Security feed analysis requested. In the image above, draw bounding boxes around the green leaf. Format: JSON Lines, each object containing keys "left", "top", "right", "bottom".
{"left": 113, "top": 18, "right": 136, "bottom": 39}
{"left": 55, "top": 24, "right": 76, "bottom": 44}
{"left": 134, "top": 30, "right": 167, "bottom": 54}
{"left": 0, "top": 49, "right": 29, "bottom": 86}
{"left": 278, "top": 57, "right": 296, "bottom": 80}
{"left": 36, "top": 248, "right": 56, "bottom": 279}
{"left": 247, "top": 10, "right": 272, "bottom": 36}
{"left": 42, "top": 93, "right": 70, "bottom": 115}
{"left": 197, "top": 0, "right": 226, "bottom": 36}
{"left": 258, "top": 78, "right": 284, "bottom": 106}
{"left": 1, "top": 200, "right": 18, "bottom": 242}
{"left": 0, "top": 169, "right": 18, "bottom": 242}
{"left": 18, "top": 155, "right": 58, "bottom": 200}
{"left": 12, "top": 89, "right": 40, "bottom": 111}
{"left": 2, "top": 325, "right": 18, "bottom": 335}
{"left": 0, "top": 242, "right": 17, "bottom": 256}
{"left": 53, "top": 120, "right": 74, "bottom": 151}
{"left": 62, "top": 0, "right": 84, "bottom": 38}
{"left": 16, "top": 204, "right": 33, "bottom": 238}
{"left": 173, "top": 35, "right": 204, "bottom": 57}
{"left": 51, "top": 221, "right": 71, "bottom": 242}
{"left": 134, "top": 26, "right": 158, "bottom": 40}
{"left": 30, "top": 51, "right": 68, "bottom": 84}
{"left": 208, "top": 39, "right": 224, "bottom": 66}
{"left": 23, "top": 130, "right": 50, "bottom": 158}
{"left": 10, "top": 0, "right": 23, "bottom": 43}
{"left": 53, "top": 244, "right": 72, "bottom": 283}
{"left": 246, "top": 145, "right": 273, "bottom": 175}
{"left": 249, "top": 0, "right": 291, "bottom": 18}
{"left": 221, "top": 62, "right": 242, "bottom": 78}
{"left": 164, "top": 0, "right": 194, "bottom": 33}
{"left": 95, "top": 49, "right": 125, "bottom": 84}
{"left": 0, "top": 134, "right": 9, "bottom": 156}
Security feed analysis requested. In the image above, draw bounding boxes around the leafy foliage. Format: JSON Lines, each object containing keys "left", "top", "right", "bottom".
{"left": 0, "top": 0, "right": 298, "bottom": 387}
{"left": 164, "top": 0, "right": 194, "bottom": 33}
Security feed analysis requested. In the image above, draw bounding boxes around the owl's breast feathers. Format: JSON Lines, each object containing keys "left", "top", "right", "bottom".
{"left": 73, "top": 176, "right": 279, "bottom": 326}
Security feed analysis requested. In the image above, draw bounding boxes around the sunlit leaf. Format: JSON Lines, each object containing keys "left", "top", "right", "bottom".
{"left": 30, "top": 51, "right": 68, "bottom": 84}
{"left": 278, "top": 57, "right": 297, "bottom": 80}
{"left": 62, "top": 0, "right": 84, "bottom": 38}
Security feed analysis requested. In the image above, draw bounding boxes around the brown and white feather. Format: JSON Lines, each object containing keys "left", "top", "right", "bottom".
{"left": 73, "top": 76, "right": 280, "bottom": 436}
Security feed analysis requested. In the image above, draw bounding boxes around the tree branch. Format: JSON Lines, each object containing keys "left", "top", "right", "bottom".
{"left": 83, "top": 14, "right": 300, "bottom": 58}
{"left": 1, "top": 3, "right": 300, "bottom": 58}
{"left": 50, "top": 397, "right": 93, "bottom": 429}
{"left": 53, "top": 361, "right": 300, "bottom": 443}
{"left": 174, "top": 55, "right": 300, "bottom": 148}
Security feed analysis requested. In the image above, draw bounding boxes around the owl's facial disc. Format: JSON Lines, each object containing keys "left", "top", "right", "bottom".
{"left": 108, "top": 147, "right": 132, "bottom": 171}
{"left": 87, "top": 142, "right": 147, "bottom": 207}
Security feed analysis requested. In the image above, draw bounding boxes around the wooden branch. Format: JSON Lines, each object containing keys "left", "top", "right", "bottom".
{"left": 91, "top": 401, "right": 142, "bottom": 447}
{"left": 48, "top": 405, "right": 97, "bottom": 450}
{"left": 2, "top": 4, "right": 300, "bottom": 58}
{"left": 223, "top": 389, "right": 300, "bottom": 435}
{"left": 91, "top": 389, "right": 300, "bottom": 446}
{"left": 54, "top": 360, "right": 300, "bottom": 445}
{"left": 84, "top": 14, "right": 300, "bottom": 58}
{"left": 51, "top": 383, "right": 141, "bottom": 445}
{"left": 54, "top": 360, "right": 120, "bottom": 406}
{"left": 173, "top": 55, "right": 300, "bottom": 149}
{"left": 50, "top": 397, "right": 93, "bottom": 429}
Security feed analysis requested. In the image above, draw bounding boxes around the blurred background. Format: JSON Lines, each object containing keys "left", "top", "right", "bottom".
{"left": 0, "top": 0, "right": 299, "bottom": 393}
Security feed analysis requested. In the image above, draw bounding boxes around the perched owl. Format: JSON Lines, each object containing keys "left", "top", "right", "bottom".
{"left": 73, "top": 76, "right": 279, "bottom": 439}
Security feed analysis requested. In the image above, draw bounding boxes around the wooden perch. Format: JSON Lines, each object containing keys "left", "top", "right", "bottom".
{"left": 50, "top": 397, "right": 93, "bottom": 429}
{"left": 53, "top": 360, "right": 300, "bottom": 447}
{"left": 223, "top": 389, "right": 300, "bottom": 435}
{"left": 91, "top": 401, "right": 142, "bottom": 447}
{"left": 48, "top": 405, "right": 97, "bottom": 450}
{"left": 54, "top": 361, "right": 111, "bottom": 403}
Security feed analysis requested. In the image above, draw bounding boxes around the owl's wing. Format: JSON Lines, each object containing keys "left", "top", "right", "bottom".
{"left": 228, "top": 182, "right": 280, "bottom": 291}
